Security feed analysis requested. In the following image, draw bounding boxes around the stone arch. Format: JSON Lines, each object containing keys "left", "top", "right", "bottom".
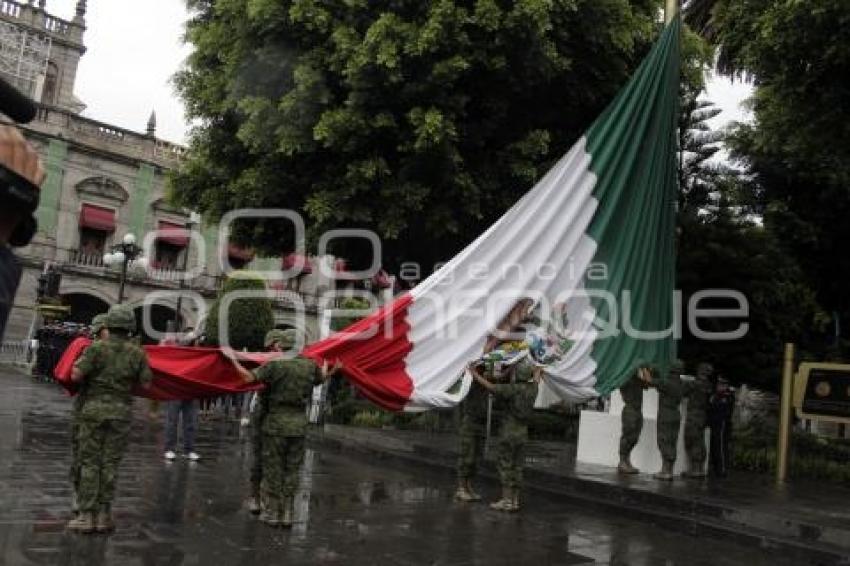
{"left": 151, "top": 197, "right": 187, "bottom": 218}
{"left": 60, "top": 283, "right": 117, "bottom": 307}
{"left": 61, "top": 292, "right": 110, "bottom": 324}
{"left": 75, "top": 176, "right": 129, "bottom": 205}
{"left": 124, "top": 289, "right": 204, "bottom": 333}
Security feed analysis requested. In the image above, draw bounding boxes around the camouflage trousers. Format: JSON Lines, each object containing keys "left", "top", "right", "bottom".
{"left": 456, "top": 416, "right": 486, "bottom": 481}
{"left": 250, "top": 413, "right": 263, "bottom": 494}
{"left": 684, "top": 416, "right": 707, "bottom": 464}
{"left": 69, "top": 404, "right": 83, "bottom": 496}
{"left": 77, "top": 417, "right": 131, "bottom": 513}
{"left": 495, "top": 435, "right": 526, "bottom": 490}
{"left": 619, "top": 405, "right": 643, "bottom": 459}
{"left": 261, "top": 434, "right": 305, "bottom": 513}
{"left": 656, "top": 414, "right": 681, "bottom": 463}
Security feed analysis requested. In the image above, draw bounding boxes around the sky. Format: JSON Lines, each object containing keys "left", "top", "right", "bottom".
{"left": 47, "top": 0, "right": 753, "bottom": 146}
{"left": 48, "top": 0, "right": 192, "bottom": 144}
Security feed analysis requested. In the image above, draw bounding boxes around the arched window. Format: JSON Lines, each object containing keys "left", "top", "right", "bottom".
{"left": 41, "top": 62, "right": 59, "bottom": 105}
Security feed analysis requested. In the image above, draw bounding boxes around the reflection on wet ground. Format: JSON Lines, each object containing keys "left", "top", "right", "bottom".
{"left": 0, "top": 371, "right": 794, "bottom": 565}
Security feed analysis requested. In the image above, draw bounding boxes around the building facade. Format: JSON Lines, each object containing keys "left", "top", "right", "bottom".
{"left": 0, "top": 0, "right": 343, "bottom": 347}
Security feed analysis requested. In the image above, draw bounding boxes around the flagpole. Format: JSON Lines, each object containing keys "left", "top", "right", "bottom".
{"left": 665, "top": 0, "right": 679, "bottom": 23}
{"left": 666, "top": 0, "right": 680, "bottom": 368}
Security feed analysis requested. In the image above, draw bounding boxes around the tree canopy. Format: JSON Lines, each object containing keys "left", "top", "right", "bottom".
{"left": 172, "top": 0, "right": 666, "bottom": 272}
{"left": 686, "top": 0, "right": 850, "bottom": 355}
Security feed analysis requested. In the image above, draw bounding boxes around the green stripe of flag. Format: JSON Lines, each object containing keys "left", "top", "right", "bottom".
{"left": 585, "top": 17, "right": 680, "bottom": 395}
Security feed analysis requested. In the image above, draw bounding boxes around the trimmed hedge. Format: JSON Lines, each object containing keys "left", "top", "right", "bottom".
{"left": 204, "top": 271, "right": 275, "bottom": 351}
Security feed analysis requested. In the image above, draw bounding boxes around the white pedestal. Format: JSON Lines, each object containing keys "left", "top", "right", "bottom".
{"left": 577, "top": 388, "right": 697, "bottom": 475}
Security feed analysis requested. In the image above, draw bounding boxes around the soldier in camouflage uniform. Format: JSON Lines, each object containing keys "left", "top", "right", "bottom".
{"left": 69, "top": 313, "right": 108, "bottom": 517}
{"left": 246, "top": 333, "right": 276, "bottom": 515}
{"left": 618, "top": 370, "right": 647, "bottom": 474}
{"left": 67, "top": 306, "right": 152, "bottom": 534}
{"left": 650, "top": 360, "right": 684, "bottom": 481}
{"left": 469, "top": 356, "right": 538, "bottom": 512}
{"left": 455, "top": 300, "right": 537, "bottom": 503}
{"left": 454, "top": 376, "right": 489, "bottom": 502}
{"left": 682, "top": 362, "right": 713, "bottom": 478}
{"left": 232, "top": 329, "right": 337, "bottom": 528}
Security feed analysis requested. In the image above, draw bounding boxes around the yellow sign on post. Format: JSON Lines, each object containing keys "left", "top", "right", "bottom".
{"left": 775, "top": 347, "right": 849, "bottom": 484}
{"left": 793, "top": 362, "right": 850, "bottom": 424}
{"left": 776, "top": 343, "right": 795, "bottom": 483}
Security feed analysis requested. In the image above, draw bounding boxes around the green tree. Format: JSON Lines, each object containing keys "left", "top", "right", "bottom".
{"left": 677, "top": 194, "right": 821, "bottom": 390}
{"left": 172, "top": 0, "right": 666, "bottom": 271}
{"left": 677, "top": 94, "right": 729, "bottom": 218}
{"left": 685, "top": 0, "right": 850, "bottom": 348}
{"left": 204, "top": 271, "right": 275, "bottom": 350}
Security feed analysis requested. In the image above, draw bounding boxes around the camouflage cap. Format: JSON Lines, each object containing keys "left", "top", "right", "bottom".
{"left": 91, "top": 313, "right": 108, "bottom": 336}
{"left": 264, "top": 328, "right": 297, "bottom": 349}
{"left": 105, "top": 305, "right": 136, "bottom": 331}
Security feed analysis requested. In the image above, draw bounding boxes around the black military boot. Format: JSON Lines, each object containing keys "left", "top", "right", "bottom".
{"left": 683, "top": 458, "right": 706, "bottom": 478}
{"left": 95, "top": 505, "right": 115, "bottom": 533}
{"left": 281, "top": 497, "right": 294, "bottom": 528}
{"left": 259, "top": 497, "right": 282, "bottom": 527}
{"left": 247, "top": 487, "right": 262, "bottom": 515}
{"left": 653, "top": 460, "right": 674, "bottom": 481}
{"left": 489, "top": 486, "right": 512, "bottom": 511}
{"left": 617, "top": 457, "right": 639, "bottom": 475}
{"left": 507, "top": 488, "right": 520, "bottom": 513}
{"left": 67, "top": 511, "right": 95, "bottom": 534}
{"left": 454, "top": 479, "right": 481, "bottom": 502}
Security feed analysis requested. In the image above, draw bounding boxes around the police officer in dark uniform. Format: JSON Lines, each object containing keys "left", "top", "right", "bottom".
{"left": 707, "top": 375, "right": 735, "bottom": 477}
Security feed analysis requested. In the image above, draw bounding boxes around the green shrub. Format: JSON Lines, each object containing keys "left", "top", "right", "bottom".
{"left": 205, "top": 271, "right": 274, "bottom": 351}
{"left": 351, "top": 410, "right": 393, "bottom": 428}
{"left": 344, "top": 405, "right": 449, "bottom": 432}
{"left": 331, "top": 297, "right": 373, "bottom": 331}
{"left": 733, "top": 422, "right": 850, "bottom": 484}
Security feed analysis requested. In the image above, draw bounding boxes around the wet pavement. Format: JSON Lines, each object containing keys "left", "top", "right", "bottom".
{"left": 0, "top": 370, "right": 803, "bottom": 565}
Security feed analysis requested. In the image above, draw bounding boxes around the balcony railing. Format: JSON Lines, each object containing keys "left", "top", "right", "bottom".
{"left": 0, "top": 0, "right": 75, "bottom": 37}
{"left": 28, "top": 106, "right": 185, "bottom": 168}
{"left": 69, "top": 249, "right": 105, "bottom": 268}
{"left": 43, "top": 14, "right": 70, "bottom": 35}
{"left": 13, "top": 243, "right": 383, "bottom": 311}
{"left": 0, "top": 1, "right": 22, "bottom": 19}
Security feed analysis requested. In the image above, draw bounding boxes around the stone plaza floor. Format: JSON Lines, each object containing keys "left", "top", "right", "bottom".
{"left": 0, "top": 369, "right": 808, "bottom": 565}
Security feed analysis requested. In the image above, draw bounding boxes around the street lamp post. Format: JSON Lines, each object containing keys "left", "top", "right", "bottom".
{"left": 173, "top": 215, "right": 198, "bottom": 332}
{"left": 103, "top": 233, "right": 146, "bottom": 304}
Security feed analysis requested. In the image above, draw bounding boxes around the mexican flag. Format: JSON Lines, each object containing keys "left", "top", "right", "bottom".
{"left": 304, "top": 18, "right": 680, "bottom": 412}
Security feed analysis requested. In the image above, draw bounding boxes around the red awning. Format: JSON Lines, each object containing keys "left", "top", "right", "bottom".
{"left": 79, "top": 204, "right": 115, "bottom": 232}
{"left": 282, "top": 253, "right": 313, "bottom": 274}
{"left": 157, "top": 221, "right": 189, "bottom": 247}
{"left": 228, "top": 243, "right": 255, "bottom": 262}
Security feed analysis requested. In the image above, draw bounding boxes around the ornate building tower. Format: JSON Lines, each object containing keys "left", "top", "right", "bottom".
{"left": 0, "top": 1, "right": 324, "bottom": 350}
{"left": 0, "top": 0, "right": 87, "bottom": 112}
